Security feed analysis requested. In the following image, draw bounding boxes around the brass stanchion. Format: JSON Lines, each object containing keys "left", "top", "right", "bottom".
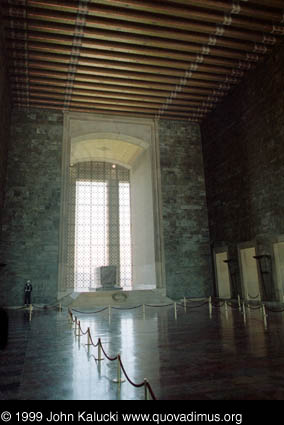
{"left": 209, "top": 296, "right": 212, "bottom": 319}
{"left": 29, "top": 304, "right": 33, "bottom": 322}
{"left": 85, "top": 327, "right": 92, "bottom": 356}
{"left": 237, "top": 294, "right": 241, "bottom": 311}
{"left": 262, "top": 303, "right": 268, "bottom": 330}
{"left": 76, "top": 320, "right": 81, "bottom": 337}
{"left": 247, "top": 300, "right": 251, "bottom": 316}
{"left": 225, "top": 301, "right": 228, "bottom": 320}
{"left": 242, "top": 302, "right": 246, "bottom": 325}
{"left": 144, "top": 379, "right": 149, "bottom": 400}
{"left": 113, "top": 354, "right": 125, "bottom": 384}
{"left": 97, "top": 338, "right": 104, "bottom": 362}
{"left": 109, "top": 305, "right": 112, "bottom": 324}
{"left": 85, "top": 328, "right": 91, "bottom": 359}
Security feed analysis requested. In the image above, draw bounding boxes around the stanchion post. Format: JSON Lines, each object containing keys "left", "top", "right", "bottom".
{"left": 174, "top": 302, "right": 177, "bottom": 320}
{"left": 262, "top": 303, "right": 267, "bottom": 330}
{"left": 183, "top": 297, "right": 187, "bottom": 312}
{"left": 86, "top": 327, "right": 91, "bottom": 345}
{"left": 237, "top": 294, "right": 241, "bottom": 311}
{"left": 142, "top": 304, "right": 145, "bottom": 320}
{"left": 85, "top": 327, "right": 91, "bottom": 357}
{"left": 144, "top": 379, "right": 149, "bottom": 400}
{"left": 29, "top": 304, "right": 33, "bottom": 321}
{"left": 225, "top": 301, "right": 228, "bottom": 320}
{"left": 76, "top": 320, "right": 81, "bottom": 337}
{"left": 109, "top": 305, "right": 111, "bottom": 324}
{"left": 209, "top": 296, "right": 212, "bottom": 319}
{"left": 113, "top": 354, "right": 125, "bottom": 384}
{"left": 58, "top": 303, "right": 62, "bottom": 312}
{"left": 97, "top": 338, "right": 104, "bottom": 361}
{"left": 242, "top": 302, "right": 246, "bottom": 325}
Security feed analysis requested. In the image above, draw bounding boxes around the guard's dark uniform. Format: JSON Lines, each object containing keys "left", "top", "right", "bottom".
{"left": 24, "top": 280, "right": 32, "bottom": 305}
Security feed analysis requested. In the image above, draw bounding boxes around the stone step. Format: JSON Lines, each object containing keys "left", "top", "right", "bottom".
{"left": 64, "top": 289, "right": 173, "bottom": 309}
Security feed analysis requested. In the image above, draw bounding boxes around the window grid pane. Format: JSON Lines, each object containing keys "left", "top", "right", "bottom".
{"left": 65, "top": 161, "right": 132, "bottom": 291}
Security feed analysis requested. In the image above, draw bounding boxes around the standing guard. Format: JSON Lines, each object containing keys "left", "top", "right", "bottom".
{"left": 24, "top": 280, "right": 32, "bottom": 306}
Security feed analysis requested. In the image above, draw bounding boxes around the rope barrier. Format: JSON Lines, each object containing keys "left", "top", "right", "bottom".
{"left": 118, "top": 356, "right": 144, "bottom": 388}
{"left": 184, "top": 297, "right": 208, "bottom": 303}
{"left": 145, "top": 380, "right": 157, "bottom": 400}
{"left": 112, "top": 305, "right": 143, "bottom": 310}
{"left": 182, "top": 301, "right": 209, "bottom": 309}
{"left": 78, "top": 321, "right": 89, "bottom": 336}
{"left": 68, "top": 309, "right": 157, "bottom": 399}
{"left": 247, "top": 293, "right": 261, "bottom": 299}
{"left": 226, "top": 302, "right": 240, "bottom": 310}
{"left": 265, "top": 306, "right": 284, "bottom": 313}
{"left": 212, "top": 302, "right": 225, "bottom": 308}
{"left": 246, "top": 304, "right": 262, "bottom": 310}
{"left": 71, "top": 307, "right": 109, "bottom": 314}
{"left": 99, "top": 339, "right": 118, "bottom": 362}
{"left": 26, "top": 297, "right": 284, "bottom": 401}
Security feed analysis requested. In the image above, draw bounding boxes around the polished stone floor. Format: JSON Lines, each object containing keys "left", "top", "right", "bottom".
{"left": 1, "top": 301, "right": 284, "bottom": 400}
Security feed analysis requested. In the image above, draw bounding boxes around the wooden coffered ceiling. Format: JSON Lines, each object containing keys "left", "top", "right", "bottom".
{"left": 2, "top": 0, "right": 284, "bottom": 122}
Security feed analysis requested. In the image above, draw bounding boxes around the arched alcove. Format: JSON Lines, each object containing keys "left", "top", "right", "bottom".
{"left": 70, "top": 132, "right": 148, "bottom": 168}
{"left": 58, "top": 112, "right": 165, "bottom": 296}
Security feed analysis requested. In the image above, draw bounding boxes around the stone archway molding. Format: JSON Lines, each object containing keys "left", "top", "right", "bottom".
{"left": 58, "top": 112, "right": 166, "bottom": 297}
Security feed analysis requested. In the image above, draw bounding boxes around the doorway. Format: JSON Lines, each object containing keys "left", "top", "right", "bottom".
{"left": 215, "top": 250, "right": 231, "bottom": 299}
{"left": 239, "top": 246, "right": 261, "bottom": 301}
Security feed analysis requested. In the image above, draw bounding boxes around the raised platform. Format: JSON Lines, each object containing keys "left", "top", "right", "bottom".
{"left": 61, "top": 288, "right": 173, "bottom": 309}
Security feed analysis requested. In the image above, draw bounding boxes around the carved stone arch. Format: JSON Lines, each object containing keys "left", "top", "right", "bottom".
{"left": 70, "top": 132, "right": 148, "bottom": 169}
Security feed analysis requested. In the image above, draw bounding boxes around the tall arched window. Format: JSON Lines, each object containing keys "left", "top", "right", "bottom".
{"left": 65, "top": 161, "right": 132, "bottom": 291}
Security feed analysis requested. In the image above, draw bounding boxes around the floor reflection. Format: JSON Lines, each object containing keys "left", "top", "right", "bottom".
{"left": 1, "top": 303, "right": 284, "bottom": 400}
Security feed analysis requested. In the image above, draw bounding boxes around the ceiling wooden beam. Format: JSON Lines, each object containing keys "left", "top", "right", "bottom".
{"left": 11, "top": 66, "right": 230, "bottom": 92}
{"left": 7, "top": 20, "right": 257, "bottom": 62}
{"left": 9, "top": 49, "right": 233, "bottom": 78}
{"left": 14, "top": 101, "right": 198, "bottom": 121}
{"left": 23, "top": 0, "right": 284, "bottom": 35}
{"left": 10, "top": 59, "right": 229, "bottom": 84}
{"left": 5, "top": 9, "right": 269, "bottom": 53}
{"left": 8, "top": 31, "right": 242, "bottom": 68}
{"left": 11, "top": 76, "right": 214, "bottom": 98}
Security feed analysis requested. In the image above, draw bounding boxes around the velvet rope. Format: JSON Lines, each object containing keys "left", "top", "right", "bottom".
{"left": 70, "top": 316, "right": 157, "bottom": 400}
{"left": 247, "top": 293, "right": 261, "bottom": 299}
{"left": 118, "top": 355, "right": 144, "bottom": 388}
{"left": 112, "top": 305, "right": 143, "bottom": 310}
{"left": 71, "top": 307, "right": 109, "bottom": 314}
{"left": 98, "top": 339, "right": 118, "bottom": 362}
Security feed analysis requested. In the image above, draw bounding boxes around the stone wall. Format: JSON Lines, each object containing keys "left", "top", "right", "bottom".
{"left": 1, "top": 109, "right": 212, "bottom": 305}
{"left": 159, "top": 119, "right": 212, "bottom": 299}
{"left": 201, "top": 41, "right": 284, "bottom": 297}
{"left": 0, "top": 109, "right": 63, "bottom": 306}
{"left": 0, "top": 14, "right": 11, "bottom": 239}
{"left": 202, "top": 41, "right": 284, "bottom": 245}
